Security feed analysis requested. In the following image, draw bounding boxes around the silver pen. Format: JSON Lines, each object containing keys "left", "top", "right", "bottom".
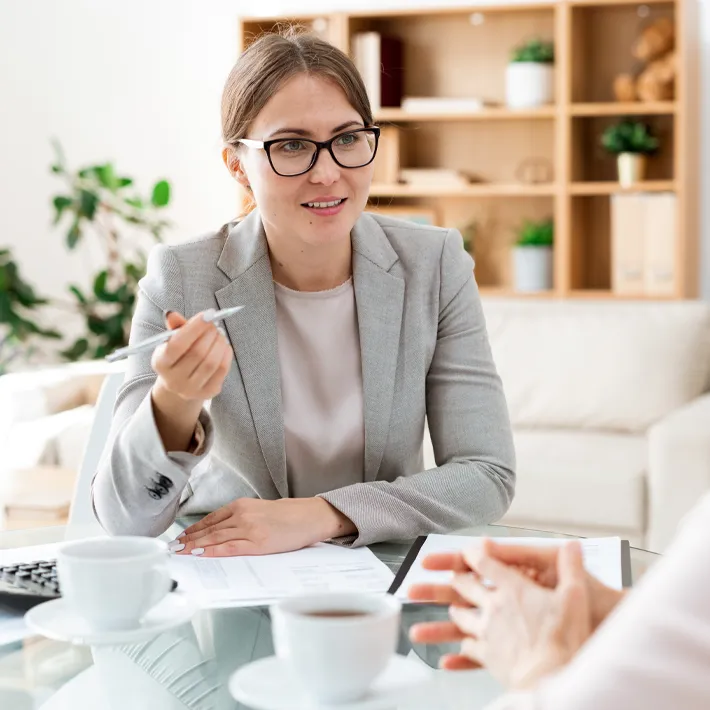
{"left": 105, "top": 306, "right": 245, "bottom": 362}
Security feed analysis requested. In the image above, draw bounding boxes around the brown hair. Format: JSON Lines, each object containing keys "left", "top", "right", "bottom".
{"left": 222, "top": 27, "right": 374, "bottom": 216}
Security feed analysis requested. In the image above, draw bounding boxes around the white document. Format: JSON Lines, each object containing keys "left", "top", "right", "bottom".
{"left": 169, "top": 543, "right": 395, "bottom": 608}
{"left": 395, "top": 535, "right": 624, "bottom": 602}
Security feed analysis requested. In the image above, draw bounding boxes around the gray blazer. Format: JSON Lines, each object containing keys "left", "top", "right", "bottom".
{"left": 92, "top": 209, "right": 516, "bottom": 547}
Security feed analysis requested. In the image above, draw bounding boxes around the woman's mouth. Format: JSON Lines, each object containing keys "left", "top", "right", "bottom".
{"left": 302, "top": 198, "right": 347, "bottom": 216}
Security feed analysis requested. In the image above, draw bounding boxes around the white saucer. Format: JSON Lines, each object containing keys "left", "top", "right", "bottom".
{"left": 229, "top": 654, "right": 433, "bottom": 710}
{"left": 25, "top": 593, "right": 197, "bottom": 646}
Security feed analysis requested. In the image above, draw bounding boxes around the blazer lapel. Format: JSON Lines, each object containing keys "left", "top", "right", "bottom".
{"left": 215, "top": 211, "right": 288, "bottom": 498}
{"left": 352, "top": 214, "right": 405, "bottom": 483}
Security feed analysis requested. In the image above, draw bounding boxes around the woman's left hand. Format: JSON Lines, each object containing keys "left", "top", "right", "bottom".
{"left": 173, "top": 497, "right": 356, "bottom": 556}
{"left": 411, "top": 540, "right": 593, "bottom": 689}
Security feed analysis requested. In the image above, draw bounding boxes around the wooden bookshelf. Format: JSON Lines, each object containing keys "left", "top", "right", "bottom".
{"left": 238, "top": 1, "right": 698, "bottom": 299}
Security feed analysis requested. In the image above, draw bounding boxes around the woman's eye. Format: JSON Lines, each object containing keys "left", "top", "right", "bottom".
{"left": 279, "top": 140, "right": 306, "bottom": 152}
{"left": 335, "top": 133, "right": 359, "bottom": 147}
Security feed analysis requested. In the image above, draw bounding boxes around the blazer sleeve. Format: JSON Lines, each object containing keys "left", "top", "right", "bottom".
{"left": 320, "top": 228, "right": 516, "bottom": 547}
{"left": 92, "top": 244, "right": 215, "bottom": 537}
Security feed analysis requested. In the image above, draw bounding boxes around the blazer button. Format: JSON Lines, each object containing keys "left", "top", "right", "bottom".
{"left": 147, "top": 488, "right": 162, "bottom": 500}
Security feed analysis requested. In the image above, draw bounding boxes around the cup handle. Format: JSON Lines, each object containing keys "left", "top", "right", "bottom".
{"left": 148, "top": 563, "right": 173, "bottom": 609}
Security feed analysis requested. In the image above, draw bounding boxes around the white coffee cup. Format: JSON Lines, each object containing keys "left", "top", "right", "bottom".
{"left": 271, "top": 592, "right": 401, "bottom": 704}
{"left": 57, "top": 536, "right": 173, "bottom": 631}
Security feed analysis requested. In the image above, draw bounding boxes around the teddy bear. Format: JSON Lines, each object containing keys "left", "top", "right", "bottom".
{"left": 613, "top": 17, "right": 675, "bottom": 102}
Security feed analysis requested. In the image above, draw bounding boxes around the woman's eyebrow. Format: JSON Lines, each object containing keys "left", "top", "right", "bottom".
{"left": 267, "top": 121, "right": 365, "bottom": 139}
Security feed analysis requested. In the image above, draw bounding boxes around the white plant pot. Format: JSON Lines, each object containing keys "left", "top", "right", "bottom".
{"left": 514, "top": 246, "right": 553, "bottom": 292}
{"left": 617, "top": 153, "right": 647, "bottom": 187}
{"left": 505, "top": 63, "right": 555, "bottom": 109}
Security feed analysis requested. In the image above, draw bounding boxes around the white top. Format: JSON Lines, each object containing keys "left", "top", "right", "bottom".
{"left": 273, "top": 278, "right": 365, "bottom": 498}
{"left": 489, "top": 492, "right": 710, "bottom": 710}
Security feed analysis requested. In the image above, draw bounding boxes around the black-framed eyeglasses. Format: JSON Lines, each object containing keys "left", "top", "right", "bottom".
{"left": 237, "top": 127, "right": 380, "bottom": 177}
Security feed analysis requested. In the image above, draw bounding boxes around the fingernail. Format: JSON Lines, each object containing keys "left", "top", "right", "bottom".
{"left": 191, "top": 548, "right": 204, "bottom": 556}
{"left": 169, "top": 542, "right": 185, "bottom": 552}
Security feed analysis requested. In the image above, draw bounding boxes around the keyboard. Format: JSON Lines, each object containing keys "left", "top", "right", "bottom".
{"left": 0, "top": 559, "right": 61, "bottom": 613}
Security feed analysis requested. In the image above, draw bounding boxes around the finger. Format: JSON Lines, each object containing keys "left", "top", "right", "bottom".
{"left": 485, "top": 541, "right": 559, "bottom": 586}
{"left": 440, "top": 654, "right": 481, "bottom": 671}
{"left": 409, "top": 621, "right": 466, "bottom": 644}
{"left": 161, "top": 312, "right": 212, "bottom": 366}
{"left": 421, "top": 553, "right": 470, "bottom": 573}
{"left": 179, "top": 507, "right": 232, "bottom": 537}
{"left": 180, "top": 517, "right": 238, "bottom": 544}
{"left": 451, "top": 572, "right": 489, "bottom": 608}
{"left": 201, "top": 346, "right": 233, "bottom": 397}
{"left": 177, "top": 528, "right": 241, "bottom": 554}
{"left": 558, "top": 541, "right": 586, "bottom": 587}
{"left": 460, "top": 637, "right": 483, "bottom": 665}
{"left": 188, "top": 334, "right": 229, "bottom": 388}
{"left": 407, "top": 584, "right": 471, "bottom": 607}
{"left": 165, "top": 311, "right": 187, "bottom": 330}
{"left": 198, "top": 540, "right": 262, "bottom": 557}
{"left": 448, "top": 605, "right": 483, "bottom": 638}
{"left": 182, "top": 327, "right": 220, "bottom": 379}
{"left": 462, "top": 541, "right": 526, "bottom": 587}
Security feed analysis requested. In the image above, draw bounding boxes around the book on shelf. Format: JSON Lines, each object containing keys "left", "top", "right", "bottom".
{"left": 399, "top": 168, "right": 470, "bottom": 188}
{"left": 400, "top": 96, "right": 495, "bottom": 113}
{"left": 352, "top": 31, "right": 403, "bottom": 112}
{"left": 372, "top": 126, "right": 400, "bottom": 185}
{"left": 610, "top": 192, "right": 677, "bottom": 296}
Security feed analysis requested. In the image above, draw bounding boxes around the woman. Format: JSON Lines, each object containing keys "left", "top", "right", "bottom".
{"left": 410, "top": 494, "right": 710, "bottom": 709}
{"left": 92, "top": 30, "right": 515, "bottom": 556}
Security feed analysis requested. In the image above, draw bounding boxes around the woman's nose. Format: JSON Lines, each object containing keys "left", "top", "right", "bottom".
{"left": 308, "top": 148, "right": 340, "bottom": 184}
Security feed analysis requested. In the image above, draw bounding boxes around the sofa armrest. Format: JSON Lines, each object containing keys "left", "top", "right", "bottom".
{"left": 647, "top": 392, "right": 710, "bottom": 552}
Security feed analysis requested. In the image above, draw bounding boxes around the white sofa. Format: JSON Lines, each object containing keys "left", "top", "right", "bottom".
{"left": 482, "top": 299, "right": 710, "bottom": 552}
{"left": 2, "top": 301, "right": 709, "bottom": 548}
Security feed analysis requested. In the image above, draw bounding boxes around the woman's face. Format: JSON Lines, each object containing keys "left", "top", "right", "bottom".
{"left": 232, "top": 73, "right": 374, "bottom": 249}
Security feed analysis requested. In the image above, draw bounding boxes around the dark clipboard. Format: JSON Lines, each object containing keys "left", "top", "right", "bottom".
{"left": 388, "top": 535, "right": 634, "bottom": 596}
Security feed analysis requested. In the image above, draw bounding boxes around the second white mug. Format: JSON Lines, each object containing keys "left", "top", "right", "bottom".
{"left": 271, "top": 592, "right": 401, "bottom": 704}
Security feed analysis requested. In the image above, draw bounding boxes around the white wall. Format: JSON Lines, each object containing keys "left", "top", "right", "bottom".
{"left": 0, "top": 0, "right": 240, "bottom": 314}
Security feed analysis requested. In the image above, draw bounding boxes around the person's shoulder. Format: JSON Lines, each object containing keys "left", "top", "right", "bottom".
{"left": 364, "top": 212, "right": 452, "bottom": 260}
{"left": 163, "top": 223, "right": 231, "bottom": 262}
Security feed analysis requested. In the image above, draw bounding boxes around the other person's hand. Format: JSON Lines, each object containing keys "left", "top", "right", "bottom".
{"left": 409, "top": 540, "right": 595, "bottom": 687}
{"left": 172, "top": 497, "right": 356, "bottom": 557}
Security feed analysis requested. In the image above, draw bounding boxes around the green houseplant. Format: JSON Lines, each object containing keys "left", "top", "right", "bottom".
{"left": 600, "top": 120, "right": 659, "bottom": 186}
{"left": 49, "top": 141, "right": 172, "bottom": 360}
{"left": 0, "top": 248, "right": 60, "bottom": 374}
{"left": 506, "top": 39, "right": 555, "bottom": 109}
{"left": 513, "top": 217, "right": 554, "bottom": 292}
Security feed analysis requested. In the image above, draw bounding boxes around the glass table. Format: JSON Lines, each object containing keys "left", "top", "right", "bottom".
{"left": 0, "top": 523, "right": 660, "bottom": 710}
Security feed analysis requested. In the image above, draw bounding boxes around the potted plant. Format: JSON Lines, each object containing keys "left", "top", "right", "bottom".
{"left": 506, "top": 38, "right": 555, "bottom": 109}
{"left": 0, "top": 248, "right": 60, "bottom": 374}
{"left": 49, "top": 140, "right": 172, "bottom": 360}
{"left": 513, "top": 217, "right": 554, "bottom": 292}
{"left": 600, "top": 120, "right": 659, "bottom": 187}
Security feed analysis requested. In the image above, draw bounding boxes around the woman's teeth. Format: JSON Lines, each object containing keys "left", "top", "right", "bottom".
{"left": 305, "top": 199, "right": 344, "bottom": 208}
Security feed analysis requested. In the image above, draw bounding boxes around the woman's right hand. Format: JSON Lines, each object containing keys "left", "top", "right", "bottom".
{"left": 152, "top": 311, "right": 233, "bottom": 404}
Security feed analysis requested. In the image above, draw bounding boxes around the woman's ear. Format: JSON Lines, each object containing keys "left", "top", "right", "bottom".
{"left": 221, "top": 146, "right": 251, "bottom": 189}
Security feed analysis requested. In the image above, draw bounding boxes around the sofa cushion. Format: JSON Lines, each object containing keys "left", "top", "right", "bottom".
{"left": 501, "top": 429, "right": 648, "bottom": 533}
{"left": 482, "top": 299, "right": 710, "bottom": 433}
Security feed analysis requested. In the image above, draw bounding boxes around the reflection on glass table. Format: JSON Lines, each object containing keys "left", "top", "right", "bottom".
{"left": 0, "top": 522, "right": 660, "bottom": 710}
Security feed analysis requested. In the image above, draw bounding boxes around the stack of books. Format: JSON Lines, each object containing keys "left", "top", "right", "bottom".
{"left": 352, "top": 32, "right": 404, "bottom": 112}
{"left": 611, "top": 192, "right": 677, "bottom": 296}
{"left": 399, "top": 168, "right": 471, "bottom": 188}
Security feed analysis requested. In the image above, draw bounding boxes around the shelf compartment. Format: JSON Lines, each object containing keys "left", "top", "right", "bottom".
{"left": 570, "top": 2, "right": 675, "bottom": 104}
{"left": 571, "top": 115, "right": 675, "bottom": 184}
